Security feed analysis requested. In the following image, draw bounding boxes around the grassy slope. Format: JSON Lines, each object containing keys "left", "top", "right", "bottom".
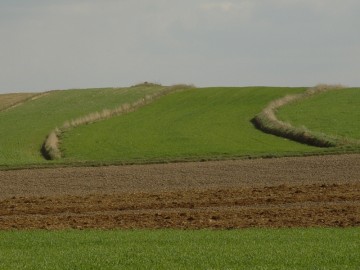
{"left": 0, "top": 93, "right": 37, "bottom": 111}
{"left": 0, "top": 86, "right": 165, "bottom": 166}
{"left": 277, "top": 88, "right": 360, "bottom": 141}
{"left": 0, "top": 228, "right": 359, "bottom": 269}
{"left": 61, "top": 87, "right": 321, "bottom": 163}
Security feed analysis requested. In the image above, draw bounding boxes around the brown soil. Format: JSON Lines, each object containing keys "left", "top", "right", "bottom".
{"left": 0, "top": 92, "right": 47, "bottom": 112}
{"left": 0, "top": 154, "right": 359, "bottom": 229}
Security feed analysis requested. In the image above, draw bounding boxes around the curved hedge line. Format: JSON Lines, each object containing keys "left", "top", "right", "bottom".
{"left": 252, "top": 84, "right": 349, "bottom": 148}
{"left": 42, "top": 84, "right": 193, "bottom": 160}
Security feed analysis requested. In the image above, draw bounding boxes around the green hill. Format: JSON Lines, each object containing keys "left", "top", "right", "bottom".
{"left": 277, "top": 88, "right": 360, "bottom": 142}
{"left": 60, "top": 87, "right": 321, "bottom": 164}
{"left": 0, "top": 85, "right": 165, "bottom": 166}
{"left": 2, "top": 85, "right": 358, "bottom": 168}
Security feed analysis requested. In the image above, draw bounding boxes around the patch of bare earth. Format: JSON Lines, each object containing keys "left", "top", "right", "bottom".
{"left": 0, "top": 92, "right": 46, "bottom": 112}
{"left": 0, "top": 154, "right": 359, "bottom": 229}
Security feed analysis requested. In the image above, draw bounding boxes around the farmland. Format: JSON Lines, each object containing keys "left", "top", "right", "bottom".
{"left": 61, "top": 87, "right": 323, "bottom": 163}
{"left": 0, "top": 154, "right": 359, "bottom": 229}
{"left": 1, "top": 86, "right": 357, "bottom": 168}
{"left": 0, "top": 85, "right": 166, "bottom": 166}
{"left": 1, "top": 228, "right": 359, "bottom": 269}
{"left": 277, "top": 87, "right": 360, "bottom": 141}
{"left": 0, "top": 85, "right": 359, "bottom": 269}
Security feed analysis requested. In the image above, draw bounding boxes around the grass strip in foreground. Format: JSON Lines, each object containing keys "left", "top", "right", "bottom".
{"left": 0, "top": 228, "right": 359, "bottom": 269}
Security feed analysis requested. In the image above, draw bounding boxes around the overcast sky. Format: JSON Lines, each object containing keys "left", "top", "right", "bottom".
{"left": 1, "top": 0, "right": 359, "bottom": 93}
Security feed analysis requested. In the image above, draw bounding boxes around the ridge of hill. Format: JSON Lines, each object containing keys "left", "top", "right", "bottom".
{"left": 0, "top": 92, "right": 42, "bottom": 111}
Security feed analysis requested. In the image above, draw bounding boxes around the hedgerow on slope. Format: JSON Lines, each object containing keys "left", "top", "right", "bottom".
{"left": 42, "top": 84, "right": 193, "bottom": 160}
{"left": 251, "top": 84, "right": 360, "bottom": 148}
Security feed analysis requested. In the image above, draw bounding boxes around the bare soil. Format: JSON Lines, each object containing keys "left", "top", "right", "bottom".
{"left": 0, "top": 92, "right": 46, "bottom": 112}
{"left": 0, "top": 154, "right": 359, "bottom": 229}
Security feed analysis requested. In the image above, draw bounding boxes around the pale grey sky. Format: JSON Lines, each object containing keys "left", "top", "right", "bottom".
{"left": 1, "top": 0, "right": 359, "bottom": 93}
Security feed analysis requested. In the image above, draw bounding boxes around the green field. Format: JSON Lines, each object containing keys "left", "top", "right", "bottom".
{"left": 277, "top": 88, "right": 360, "bottom": 141}
{"left": 0, "top": 85, "right": 165, "bottom": 166}
{"left": 0, "top": 228, "right": 358, "bottom": 270}
{"left": 2, "top": 86, "right": 358, "bottom": 167}
{"left": 61, "top": 87, "right": 322, "bottom": 163}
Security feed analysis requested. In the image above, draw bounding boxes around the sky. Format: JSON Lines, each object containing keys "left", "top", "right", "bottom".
{"left": 0, "top": 0, "right": 359, "bottom": 93}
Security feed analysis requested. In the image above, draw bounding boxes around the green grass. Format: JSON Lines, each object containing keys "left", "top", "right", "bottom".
{"left": 277, "top": 88, "right": 360, "bottom": 141}
{"left": 61, "top": 87, "right": 322, "bottom": 163}
{"left": 0, "top": 228, "right": 359, "bottom": 269}
{"left": 0, "top": 86, "right": 165, "bottom": 166}
{"left": 2, "top": 86, "right": 357, "bottom": 167}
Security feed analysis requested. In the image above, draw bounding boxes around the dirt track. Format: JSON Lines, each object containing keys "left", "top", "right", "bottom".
{"left": 0, "top": 154, "right": 359, "bottom": 229}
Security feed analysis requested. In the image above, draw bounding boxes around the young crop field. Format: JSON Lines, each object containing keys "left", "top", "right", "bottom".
{"left": 2, "top": 86, "right": 357, "bottom": 168}
{"left": 0, "top": 85, "right": 165, "bottom": 167}
{"left": 0, "top": 228, "right": 359, "bottom": 269}
{"left": 60, "top": 87, "right": 325, "bottom": 164}
{"left": 277, "top": 88, "right": 360, "bottom": 141}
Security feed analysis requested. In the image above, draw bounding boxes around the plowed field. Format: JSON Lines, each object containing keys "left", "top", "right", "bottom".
{"left": 0, "top": 154, "right": 359, "bottom": 229}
